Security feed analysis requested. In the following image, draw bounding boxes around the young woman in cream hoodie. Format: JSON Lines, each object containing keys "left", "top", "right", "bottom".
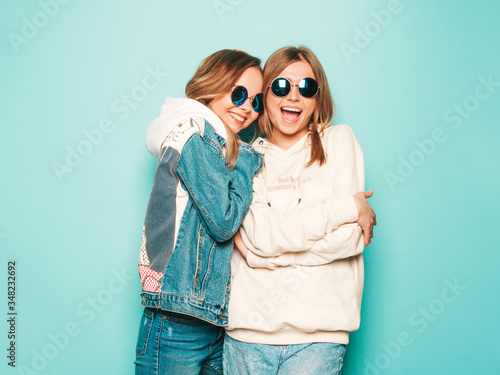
{"left": 224, "top": 46, "right": 376, "bottom": 375}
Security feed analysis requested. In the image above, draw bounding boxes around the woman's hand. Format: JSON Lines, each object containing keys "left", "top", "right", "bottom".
{"left": 234, "top": 231, "right": 248, "bottom": 259}
{"left": 353, "top": 190, "right": 377, "bottom": 247}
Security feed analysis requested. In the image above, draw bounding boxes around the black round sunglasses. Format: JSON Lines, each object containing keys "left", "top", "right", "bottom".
{"left": 270, "top": 77, "right": 319, "bottom": 98}
{"left": 231, "top": 86, "right": 264, "bottom": 113}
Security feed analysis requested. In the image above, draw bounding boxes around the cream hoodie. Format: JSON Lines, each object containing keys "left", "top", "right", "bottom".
{"left": 227, "top": 124, "right": 365, "bottom": 345}
{"left": 145, "top": 97, "right": 227, "bottom": 157}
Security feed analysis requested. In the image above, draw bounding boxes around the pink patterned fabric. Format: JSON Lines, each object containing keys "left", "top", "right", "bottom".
{"left": 139, "top": 265, "right": 164, "bottom": 292}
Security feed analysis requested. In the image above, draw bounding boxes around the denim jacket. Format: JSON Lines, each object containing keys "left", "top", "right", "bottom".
{"left": 138, "top": 98, "right": 262, "bottom": 326}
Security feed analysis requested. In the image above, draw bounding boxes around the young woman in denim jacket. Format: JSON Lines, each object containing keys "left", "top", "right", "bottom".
{"left": 134, "top": 50, "right": 264, "bottom": 375}
{"left": 225, "top": 46, "right": 377, "bottom": 375}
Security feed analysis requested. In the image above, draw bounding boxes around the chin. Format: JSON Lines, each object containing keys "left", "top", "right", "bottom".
{"left": 228, "top": 123, "right": 244, "bottom": 134}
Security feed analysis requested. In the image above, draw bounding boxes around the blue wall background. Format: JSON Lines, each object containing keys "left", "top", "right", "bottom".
{"left": 1, "top": 1, "right": 499, "bottom": 374}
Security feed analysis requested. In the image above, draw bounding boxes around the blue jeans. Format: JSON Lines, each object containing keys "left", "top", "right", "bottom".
{"left": 135, "top": 307, "right": 224, "bottom": 375}
{"left": 223, "top": 335, "right": 346, "bottom": 375}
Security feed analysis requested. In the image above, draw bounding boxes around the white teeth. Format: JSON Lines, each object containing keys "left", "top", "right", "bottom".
{"left": 282, "top": 107, "right": 301, "bottom": 113}
{"left": 229, "top": 112, "right": 245, "bottom": 122}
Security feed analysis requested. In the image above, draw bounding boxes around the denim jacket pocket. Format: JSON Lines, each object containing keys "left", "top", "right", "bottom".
{"left": 163, "top": 310, "right": 204, "bottom": 325}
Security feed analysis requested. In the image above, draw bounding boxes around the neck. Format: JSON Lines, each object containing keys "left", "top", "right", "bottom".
{"left": 272, "top": 130, "right": 309, "bottom": 150}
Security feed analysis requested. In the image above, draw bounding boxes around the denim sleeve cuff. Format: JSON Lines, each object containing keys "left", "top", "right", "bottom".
{"left": 236, "top": 145, "right": 263, "bottom": 176}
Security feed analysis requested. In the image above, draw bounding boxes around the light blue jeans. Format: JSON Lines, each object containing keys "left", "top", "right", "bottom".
{"left": 223, "top": 335, "right": 346, "bottom": 375}
{"left": 135, "top": 307, "right": 224, "bottom": 375}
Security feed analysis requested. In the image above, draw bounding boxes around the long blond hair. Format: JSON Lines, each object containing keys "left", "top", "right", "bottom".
{"left": 185, "top": 49, "right": 262, "bottom": 169}
{"left": 258, "top": 46, "right": 335, "bottom": 166}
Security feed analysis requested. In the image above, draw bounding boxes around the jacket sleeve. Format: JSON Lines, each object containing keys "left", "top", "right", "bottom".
{"left": 241, "top": 124, "right": 365, "bottom": 264}
{"left": 176, "top": 134, "right": 262, "bottom": 243}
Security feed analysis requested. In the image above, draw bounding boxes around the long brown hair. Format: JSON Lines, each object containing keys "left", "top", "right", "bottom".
{"left": 185, "top": 49, "right": 262, "bottom": 169}
{"left": 258, "top": 46, "right": 335, "bottom": 166}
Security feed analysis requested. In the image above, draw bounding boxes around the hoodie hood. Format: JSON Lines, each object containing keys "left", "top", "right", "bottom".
{"left": 146, "top": 98, "right": 228, "bottom": 157}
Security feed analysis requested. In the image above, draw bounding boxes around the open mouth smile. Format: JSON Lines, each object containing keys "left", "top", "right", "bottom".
{"left": 229, "top": 111, "right": 246, "bottom": 123}
{"left": 281, "top": 106, "right": 302, "bottom": 122}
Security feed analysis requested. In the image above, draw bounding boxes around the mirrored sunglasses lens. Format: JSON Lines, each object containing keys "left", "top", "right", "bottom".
{"left": 231, "top": 86, "right": 247, "bottom": 106}
{"left": 252, "top": 93, "right": 263, "bottom": 112}
{"left": 299, "top": 78, "right": 319, "bottom": 98}
{"left": 271, "top": 78, "right": 290, "bottom": 97}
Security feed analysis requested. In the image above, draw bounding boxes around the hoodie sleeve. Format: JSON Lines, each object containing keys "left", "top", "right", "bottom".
{"left": 241, "top": 124, "right": 365, "bottom": 264}
{"left": 246, "top": 224, "right": 362, "bottom": 268}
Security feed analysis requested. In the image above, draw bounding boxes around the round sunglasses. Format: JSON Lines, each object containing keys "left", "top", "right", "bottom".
{"left": 231, "top": 86, "right": 263, "bottom": 113}
{"left": 270, "top": 77, "right": 319, "bottom": 98}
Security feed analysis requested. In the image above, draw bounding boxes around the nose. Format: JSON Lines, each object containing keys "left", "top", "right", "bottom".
{"left": 288, "top": 85, "right": 300, "bottom": 101}
{"left": 239, "top": 97, "right": 252, "bottom": 112}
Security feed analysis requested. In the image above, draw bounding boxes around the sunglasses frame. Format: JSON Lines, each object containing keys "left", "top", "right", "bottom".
{"left": 231, "top": 86, "right": 263, "bottom": 113}
{"left": 269, "top": 77, "right": 320, "bottom": 99}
